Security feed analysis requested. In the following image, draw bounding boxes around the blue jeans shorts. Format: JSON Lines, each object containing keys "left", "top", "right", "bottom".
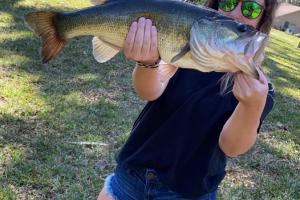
{"left": 103, "top": 164, "right": 217, "bottom": 200}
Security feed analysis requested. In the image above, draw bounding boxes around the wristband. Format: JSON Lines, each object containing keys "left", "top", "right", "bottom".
{"left": 136, "top": 58, "right": 161, "bottom": 69}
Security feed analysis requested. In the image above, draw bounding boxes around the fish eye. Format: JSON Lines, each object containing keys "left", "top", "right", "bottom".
{"left": 237, "top": 24, "right": 248, "bottom": 32}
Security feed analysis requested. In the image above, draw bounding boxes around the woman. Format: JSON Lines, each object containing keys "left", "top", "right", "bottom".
{"left": 98, "top": 0, "right": 278, "bottom": 199}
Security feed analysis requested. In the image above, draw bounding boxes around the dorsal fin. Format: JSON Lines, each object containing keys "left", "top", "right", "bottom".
{"left": 91, "top": 0, "right": 119, "bottom": 6}
{"left": 91, "top": 0, "right": 108, "bottom": 5}
{"left": 91, "top": 0, "right": 120, "bottom": 5}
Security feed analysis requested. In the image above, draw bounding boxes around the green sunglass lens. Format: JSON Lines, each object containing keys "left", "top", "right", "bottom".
{"left": 242, "top": 2, "right": 262, "bottom": 19}
{"left": 219, "top": 0, "right": 238, "bottom": 12}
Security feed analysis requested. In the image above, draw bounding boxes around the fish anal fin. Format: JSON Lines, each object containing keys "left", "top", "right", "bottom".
{"left": 158, "top": 62, "right": 178, "bottom": 82}
{"left": 92, "top": 37, "right": 120, "bottom": 63}
{"left": 170, "top": 43, "right": 190, "bottom": 63}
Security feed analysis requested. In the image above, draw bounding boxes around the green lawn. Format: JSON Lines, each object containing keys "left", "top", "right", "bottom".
{"left": 0, "top": 1, "right": 299, "bottom": 199}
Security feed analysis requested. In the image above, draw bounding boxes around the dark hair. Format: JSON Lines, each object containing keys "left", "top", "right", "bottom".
{"left": 203, "top": 0, "right": 279, "bottom": 93}
{"left": 204, "top": 0, "right": 279, "bottom": 34}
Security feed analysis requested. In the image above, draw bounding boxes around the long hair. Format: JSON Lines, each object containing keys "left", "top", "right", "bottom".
{"left": 203, "top": 0, "right": 279, "bottom": 93}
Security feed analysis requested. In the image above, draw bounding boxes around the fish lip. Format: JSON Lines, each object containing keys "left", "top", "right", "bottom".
{"left": 245, "top": 31, "right": 267, "bottom": 60}
{"left": 253, "top": 32, "right": 268, "bottom": 62}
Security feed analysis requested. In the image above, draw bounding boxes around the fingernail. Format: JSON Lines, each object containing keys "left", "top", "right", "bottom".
{"left": 139, "top": 17, "right": 145, "bottom": 22}
{"left": 146, "top": 19, "right": 152, "bottom": 24}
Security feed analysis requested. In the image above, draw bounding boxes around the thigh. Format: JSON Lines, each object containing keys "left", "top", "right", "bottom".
{"left": 100, "top": 165, "right": 146, "bottom": 200}
{"left": 97, "top": 186, "right": 114, "bottom": 200}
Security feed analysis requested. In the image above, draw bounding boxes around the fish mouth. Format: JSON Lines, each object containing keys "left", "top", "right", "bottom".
{"left": 240, "top": 31, "right": 267, "bottom": 78}
{"left": 245, "top": 31, "right": 268, "bottom": 63}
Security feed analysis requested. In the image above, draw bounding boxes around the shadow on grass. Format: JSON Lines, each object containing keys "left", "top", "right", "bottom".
{"left": 221, "top": 131, "right": 300, "bottom": 199}
{"left": 0, "top": 2, "right": 144, "bottom": 198}
{"left": 0, "top": 109, "right": 119, "bottom": 198}
{"left": 263, "top": 51, "right": 300, "bottom": 140}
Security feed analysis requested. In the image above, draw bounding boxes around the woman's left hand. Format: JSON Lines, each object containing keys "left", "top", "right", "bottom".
{"left": 233, "top": 68, "right": 269, "bottom": 110}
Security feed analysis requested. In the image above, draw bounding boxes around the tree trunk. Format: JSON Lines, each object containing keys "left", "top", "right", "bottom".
{"left": 298, "top": 41, "right": 300, "bottom": 49}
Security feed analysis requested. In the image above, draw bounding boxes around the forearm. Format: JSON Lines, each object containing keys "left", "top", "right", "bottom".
{"left": 132, "top": 64, "right": 172, "bottom": 101}
{"left": 219, "top": 103, "right": 264, "bottom": 157}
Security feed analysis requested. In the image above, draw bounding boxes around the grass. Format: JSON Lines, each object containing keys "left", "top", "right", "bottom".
{"left": 0, "top": 0, "right": 299, "bottom": 199}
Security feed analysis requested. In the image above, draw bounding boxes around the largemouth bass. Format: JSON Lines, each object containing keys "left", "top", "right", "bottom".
{"left": 24, "top": 0, "right": 267, "bottom": 77}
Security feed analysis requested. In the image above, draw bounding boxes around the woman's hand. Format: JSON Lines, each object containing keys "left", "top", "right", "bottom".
{"left": 219, "top": 68, "right": 269, "bottom": 157}
{"left": 233, "top": 68, "right": 268, "bottom": 110}
{"left": 124, "top": 17, "right": 160, "bottom": 64}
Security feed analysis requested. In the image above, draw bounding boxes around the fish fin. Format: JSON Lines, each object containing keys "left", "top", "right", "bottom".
{"left": 25, "top": 11, "right": 66, "bottom": 64}
{"left": 170, "top": 43, "right": 190, "bottom": 63}
{"left": 91, "top": 0, "right": 109, "bottom": 5}
{"left": 91, "top": 0, "right": 119, "bottom": 5}
{"left": 92, "top": 37, "right": 120, "bottom": 63}
{"left": 91, "top": 0, "right": 113, "bottom": 6}
{"left": 158, "top": 62, "right": 178, "bottom": 83}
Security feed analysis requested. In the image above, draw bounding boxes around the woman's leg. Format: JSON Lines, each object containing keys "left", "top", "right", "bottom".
{"left": 97, "top": 186, "right": 114, "bottom": 200}
{"left": 96, "top": 165, "right": 146, "bottom": 200}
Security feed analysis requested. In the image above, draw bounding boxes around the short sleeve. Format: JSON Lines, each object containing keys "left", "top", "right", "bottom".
{"left": 257, "top": 82, "right": 275, "bottom": 133}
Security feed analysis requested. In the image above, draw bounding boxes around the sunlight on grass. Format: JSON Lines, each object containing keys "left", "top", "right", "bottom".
{"left": 77, "top": 73, "right": 98, "bottom": 82}
{"left": 0, "top": 12, "right": 14, "bottom": 24}
{"left": 0, "top": 31, "right": 32, "bottom": 40}
{"left": 282, "top": 87, "right": 300, "bottom": 101}
{"left": 0, "top": 71, "right": 46, "bottom": 117}
{"left": 0, "top": 145, "right": 27, "bottom": 167}
{"left": 270, "top": 29, "right": 300, "bottom": 47}
{"left": 17, "top": 0, "right": 91, "bottom": 10}
{"left": 268, "top": 55, "right": 300, "bottom": 76}
{"left": 265, "top": 132, "right": 300, "bottom": 162}
{"left": 0, "top": 51, "right": 30, "bottom": 66}
{"left": 263, "top": 29, "right": 300, "bottom": 137}
{"left": 0, "top": 187, "right": 16, "bottom": 200}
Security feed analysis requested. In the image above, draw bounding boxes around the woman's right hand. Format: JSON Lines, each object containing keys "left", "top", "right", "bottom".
{"left": 125, "top": 17, "right": 178, "bottom": 101}
{"left": 124, "top": 17, "right": 160, "bottom": 65}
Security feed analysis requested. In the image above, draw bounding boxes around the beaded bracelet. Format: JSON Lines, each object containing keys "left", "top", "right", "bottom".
{"left": 136, "top": 58, "right": 161, "bottom": 69}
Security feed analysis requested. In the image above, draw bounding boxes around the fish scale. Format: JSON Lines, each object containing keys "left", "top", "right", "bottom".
{"left": 24, "top": 0, "right": 267, "bottom": 78}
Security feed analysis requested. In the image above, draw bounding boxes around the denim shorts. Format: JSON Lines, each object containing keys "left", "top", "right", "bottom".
{"left": 103, "top": 164, "right": 217, "bottom": 200}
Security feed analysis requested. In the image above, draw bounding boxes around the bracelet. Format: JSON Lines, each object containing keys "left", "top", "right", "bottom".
{"left": 136, "top": 58, "right": 161, "bottom": 69}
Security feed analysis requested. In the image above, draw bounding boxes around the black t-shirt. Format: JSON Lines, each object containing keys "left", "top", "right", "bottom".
{"left": 116, "top": 68, "right": 274, "bottom": 198}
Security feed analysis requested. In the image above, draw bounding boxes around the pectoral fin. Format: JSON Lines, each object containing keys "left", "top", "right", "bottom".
{"left": 92, "top": 37, "right": 120, "bottom": 63}
{"left": 170, "top": 43, "right": 190, "bottom": 63}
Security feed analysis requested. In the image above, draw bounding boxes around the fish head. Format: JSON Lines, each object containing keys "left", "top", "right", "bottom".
{"left": 190, "top": 17, "right": 268, "bottom": 78}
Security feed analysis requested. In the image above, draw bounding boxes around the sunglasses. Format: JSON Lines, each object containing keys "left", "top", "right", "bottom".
{"left": 219, "top": 0, "right": 264, "bottom": 19}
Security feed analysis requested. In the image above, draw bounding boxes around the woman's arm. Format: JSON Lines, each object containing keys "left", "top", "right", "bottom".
{"left": 219, "top": 69, "right": 269, "bottom": 157}
{"left": 132, "top": 63, "right": 177, "bottom": 101}
{"left": 124, "top": 17, "right": 177, "bottom": 101}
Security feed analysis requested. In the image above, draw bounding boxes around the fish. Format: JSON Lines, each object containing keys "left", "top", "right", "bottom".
{"left": 24, "top": 0, "right": 268, "bottom": 78}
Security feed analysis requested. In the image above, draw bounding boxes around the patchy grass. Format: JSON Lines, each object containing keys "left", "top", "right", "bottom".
{"left": 219, "top": 30, "right": 300, "bottom": 200}
{"left": 0, "top": 0, "right": 299, "bottom": 199}
{"left": 0, "top": 0, "right": 142, "bottom": 199}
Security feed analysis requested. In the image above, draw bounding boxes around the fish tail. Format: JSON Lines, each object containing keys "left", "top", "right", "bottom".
{"left": 25, "top": 11, "right": 66, "bottom": 63}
